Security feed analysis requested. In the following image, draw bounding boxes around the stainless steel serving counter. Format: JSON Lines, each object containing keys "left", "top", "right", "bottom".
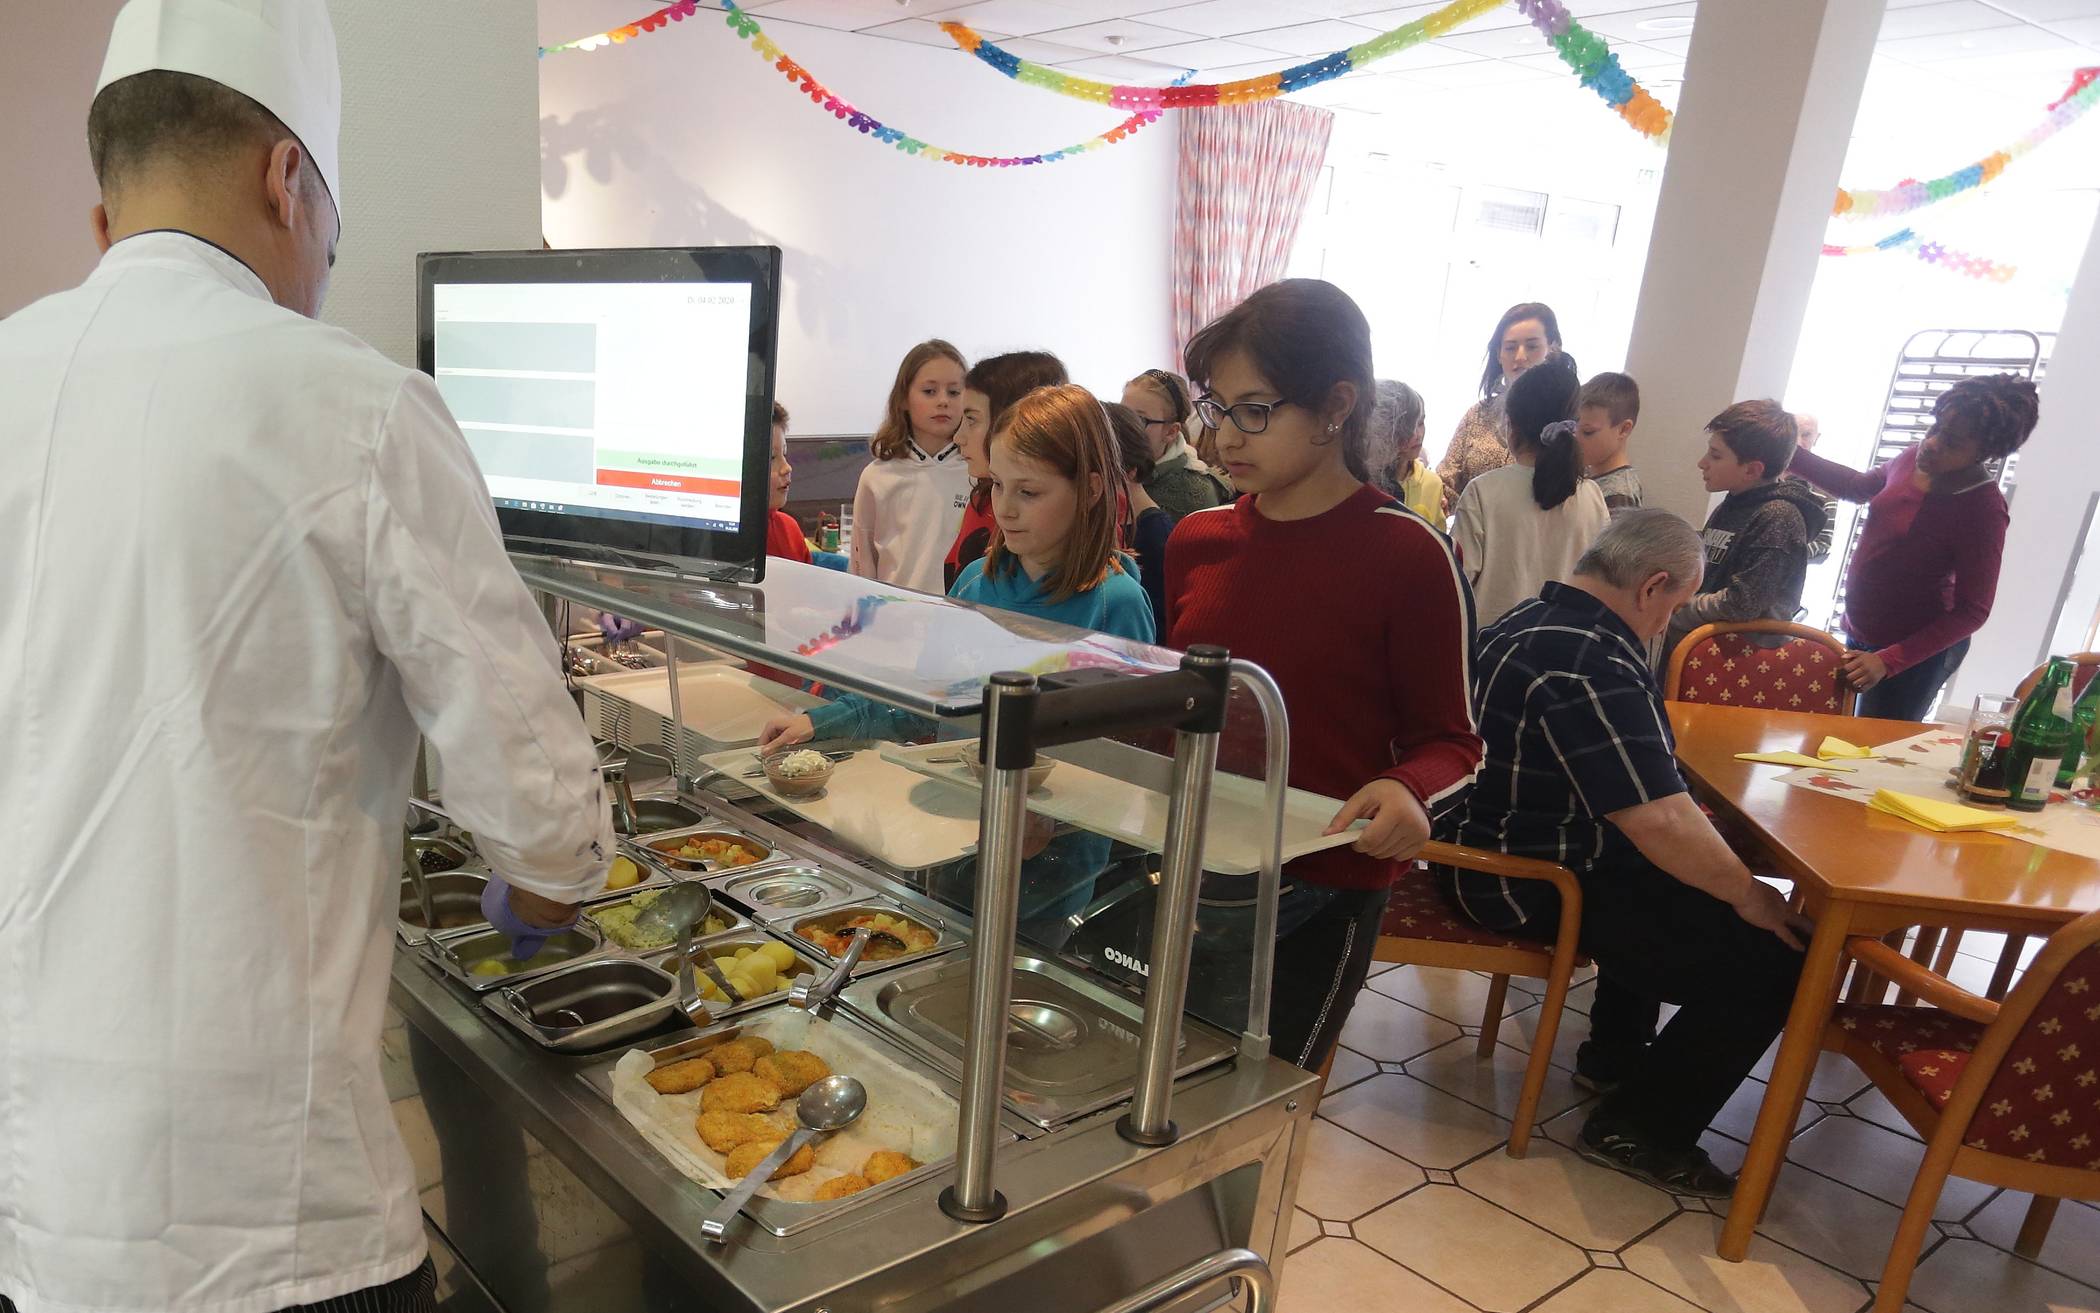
{"left": 388, "top": 791, "right": 1318, "bottom": 1313}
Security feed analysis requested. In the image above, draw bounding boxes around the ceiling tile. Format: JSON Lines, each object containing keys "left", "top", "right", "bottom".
{"left": 1056, "top": 52, "right": 1204, "bottom": 76}
{"left": 1877, "top": 0, "right": 2022, "bottom": 39}
{"left": 740, "top": 0, "right": 889, "bottom": 29}
{"left": 1578, "top": 4, "right": 1698, "bottom": 42}
{"left": 1238, "top": 18, "right": 1387, "bottom": 54}
{"left": 2053, "top": 15, "right": 2100, "bottom": 43}
{"left": 1435, "top": 22, "right": 1557, "bottom": 56}
{"left": 1034, "top": 17, "right": 1210, "bottom": 49}
{"left": 1987, "top": 0, "right": 2100, "bottom": 19}
{"left": 1037, "top": 0, "right": 1184, "bottom": 16}
{"left": 1879, "top": 22, "right": 2081, "bottom": 58}
{"left": 1271, "top": 0, "right": 1419, "bottom": 16}
{"left": 1201, "top": 56, "right": 1308, "bottom": 79}
{"left": 1144, "top": 35, "right": 1289, "bottom": 66}
{"left": 1639, "top": 33, "right": 1690, "bottom": 54}
{"left": 994, "top": 35, "right": 1105, "bottom": 60}
{"left": 1139, "top": 0, "right": 1321, "bottom": 38}
{"left": 919, "top": 0, "right": 1099, "bottom": 33}
{"left": 861, "top": 16, "right": 1013, "bottom": 44}
{"left": 1350, "top": 3, "right": 1525, "bottom": 30}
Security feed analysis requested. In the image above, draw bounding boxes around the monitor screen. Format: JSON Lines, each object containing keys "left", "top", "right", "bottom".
{"left": 416, "top": 246, "right": 782, "bottom": 578}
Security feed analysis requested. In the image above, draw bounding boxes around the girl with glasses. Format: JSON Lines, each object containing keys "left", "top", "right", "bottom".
{"left": 1164, "top": 278, "right": 1484, "bottom": 1073}
{"left": 1450, "top": 354, "right": 1609, "bottom": 627}
{"left": 1121, "top": 368, "right": 1232, "bottom": 521}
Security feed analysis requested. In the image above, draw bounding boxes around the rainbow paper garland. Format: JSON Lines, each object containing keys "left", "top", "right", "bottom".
{"left": 539, "top": 0, "right": 699, "bottom": 56}
{"left": 1834, "top": 67, "right": 2099, "bottom": 219}
{"left": 1821, "top": 227, "right": 2018, "bottom": 283}
{"left": 718, "top": 1, "right": 1184, "bottom": 167}
{"left": 1514, "top": 0, "right": 1670, "bottom": 140}
{"left": 939, "top": 0, "right": 1508, "bottom": 109}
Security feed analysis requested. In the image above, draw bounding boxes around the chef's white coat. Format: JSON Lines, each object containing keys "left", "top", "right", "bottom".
{"left": 0, "top": 232, "right": 613, "bottom": 1313}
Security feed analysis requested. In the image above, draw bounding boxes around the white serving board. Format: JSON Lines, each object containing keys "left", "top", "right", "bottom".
{"left": 582, "top": 666, "right": 823, "bottom": 752}
{"left": 878, "top": 738, "right": 1363, "bottom": 877}
{"left": 697, "top": 747, "right": 981, "bottom": 872}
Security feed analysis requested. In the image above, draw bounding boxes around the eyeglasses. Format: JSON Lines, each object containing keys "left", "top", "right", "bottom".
{"left": 1137, "top": 413, "right": 1180, "bottom": 430}
{"left": 1195, "top": 395, "right": 1293, "bottom": 435}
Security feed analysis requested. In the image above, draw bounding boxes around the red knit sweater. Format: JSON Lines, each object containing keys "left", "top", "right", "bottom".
{"left": 767, "top": 509, "right": 811, "bottom": 564}
{"left": 1165, "top": 485, "right": 1483, "bottom": 890}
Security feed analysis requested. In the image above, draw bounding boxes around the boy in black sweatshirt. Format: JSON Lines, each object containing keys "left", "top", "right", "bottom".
{"left": 1664, "top": 400, "right": 1828, "bottom": 663}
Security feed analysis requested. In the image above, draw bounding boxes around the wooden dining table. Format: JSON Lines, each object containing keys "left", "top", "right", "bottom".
{"left": 1667, "top": 701, "right": 2100, "bottom": 1262}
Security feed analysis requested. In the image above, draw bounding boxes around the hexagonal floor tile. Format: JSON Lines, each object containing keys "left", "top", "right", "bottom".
{"left": 1457, "top": 1136, "right": 1678, "bottom": 1251}
{"left": 1319, "top": 1073, "right": 1513, "bottom": 1171}
{"left": 1292, "top": 1118, "right": 1427, "bottom": 1222}
{"left": 1354, "top": 1184, "right": 1586, "bottom": 1313}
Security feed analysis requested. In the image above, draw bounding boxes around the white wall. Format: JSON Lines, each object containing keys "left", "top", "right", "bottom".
{"left": 324, "top": 0, "right": 543, "bottom": 366}
{"left": 536, "top": 3, "right": 1179, "bottom": 436}
{"left": 0, "top": 3, "right": 123, "bottom": 318}
{"left": 0, "top": 2, "right": 543, "bottom": 369}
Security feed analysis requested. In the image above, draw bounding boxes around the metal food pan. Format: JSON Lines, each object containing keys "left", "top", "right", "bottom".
{"left": 708, "top": 864, "right": 871, "bottom": 923}
{"left": 482, "top": 957, "right": 686, "bottom": 1054}
{"left": 581, "top": 887, "right": 753, "bottom": 954}
{"left": 396, "top": 869, "right": 491, "bottom": 944}
{"left": 427, "top": 920, "right": 608, "bottom": 991}
{"left": 638, "top": 826, "right": 774, "bottom": 874}
{"left": 785, "top": 900, "right": 958, "bottom": 974}
{"left": 643, "top": 935, "right": 819, "bottom": 1020}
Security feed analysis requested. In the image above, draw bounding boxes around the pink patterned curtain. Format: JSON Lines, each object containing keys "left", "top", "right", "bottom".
{"left": 1171, "top": 100, "right": 1335, "bottom": 355}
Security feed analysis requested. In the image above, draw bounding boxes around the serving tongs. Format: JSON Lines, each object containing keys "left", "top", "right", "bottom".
{"left": 788, "top": 923, "right": 909, "bottom": 1017}
{"left": 631, "top": 883, "right": 747, "bottom": 1021}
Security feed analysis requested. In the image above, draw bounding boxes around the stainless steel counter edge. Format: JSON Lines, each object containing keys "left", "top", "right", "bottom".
{"left": 391, "top": 945, "right": 1317, "bottom": 1313}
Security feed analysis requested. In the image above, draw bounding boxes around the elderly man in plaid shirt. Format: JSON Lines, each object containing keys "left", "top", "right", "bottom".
{"left": 1440, "top": 509, "right": 1811, "bottom": 1198}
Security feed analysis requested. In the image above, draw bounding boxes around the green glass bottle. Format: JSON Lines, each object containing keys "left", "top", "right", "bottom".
{"left": 2058, "top": 670, "right": 2100, "bottom": 788}
{"left": 2006, "top": 657, "right": 2076, "bottom": 812}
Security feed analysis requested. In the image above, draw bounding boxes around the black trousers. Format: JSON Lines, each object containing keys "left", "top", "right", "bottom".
{"left": 1, "top": 1260, "right": 436, "bottom": 1313}
{"left": 1575, "top": 859, "right": 1805, "bottom": 1149}
{"left": 1268, "top": 885, "right": 1389, "bottom": 1071}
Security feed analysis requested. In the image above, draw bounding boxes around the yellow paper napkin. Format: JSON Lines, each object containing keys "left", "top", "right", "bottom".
{"left": 1868, "top": 789, "right": 2017, "bottom": 833}
{"left": 1817, "top": 736, "right": 1878, "bottom": 761}
{"left": 1736, "top": 751, "right": 1852, "bottom": 770}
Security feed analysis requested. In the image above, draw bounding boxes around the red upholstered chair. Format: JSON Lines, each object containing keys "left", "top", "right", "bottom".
{"left": 1663, "top": 621, "right": 1855, "bottom": 715}
{"left": 1372, "top": 841, "right": 1584, "bottom": 1157}
{"left": 1821, "top": 908, "right": 2100, "bottom": 1312}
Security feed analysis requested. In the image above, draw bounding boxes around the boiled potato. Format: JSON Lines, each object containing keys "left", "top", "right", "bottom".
{"left": 758, "top": 942, "right": 798, "bottom": 972}
{"left": 606, "top": 856, "right": 643, "bottom": 891}
{"left": 734, "top": 946, "right": 755, "bottom": 959}
{"left": 738, "top": 957, "right": 780, "bottom": 992}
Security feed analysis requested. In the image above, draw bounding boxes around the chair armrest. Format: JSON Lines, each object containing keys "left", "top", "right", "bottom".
{"left": 1420, "top": 840, "right": 1574, "bottom": 888}
{"left": 1845, "top": 937, "right": 2000, "bottom": 1024}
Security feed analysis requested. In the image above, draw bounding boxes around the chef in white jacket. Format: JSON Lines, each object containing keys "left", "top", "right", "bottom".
{"left": 0, "top": 3, "right": 612, "bottom": 1311}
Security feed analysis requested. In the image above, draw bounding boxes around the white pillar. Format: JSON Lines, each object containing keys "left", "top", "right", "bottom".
{"left": 1623, "top": 0, "right": 1887, "bottom": 524}
{"left": 1945, "top": 215, "right": 2100, "bottom": 709}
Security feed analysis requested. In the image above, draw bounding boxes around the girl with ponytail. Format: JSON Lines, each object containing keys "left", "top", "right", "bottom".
{"left": 1451, "top": 354, "right": 1610, "bottom": 625}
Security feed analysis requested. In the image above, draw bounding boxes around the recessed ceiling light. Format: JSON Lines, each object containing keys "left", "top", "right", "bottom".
{"left": 1636, "top": 15, "right": 1696, "bottom": 33}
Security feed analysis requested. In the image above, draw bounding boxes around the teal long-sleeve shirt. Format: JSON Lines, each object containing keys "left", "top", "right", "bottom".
{"left": 805, "top": 555, "right": 1155, "bottom": 743}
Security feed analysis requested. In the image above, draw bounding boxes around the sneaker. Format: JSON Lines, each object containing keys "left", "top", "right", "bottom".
{"left": 1571, "top": 1040, "right": 1639, "bottom": 1095}
{"left": 1576, "top": 1113, "right": 1737, "bottom": 1199}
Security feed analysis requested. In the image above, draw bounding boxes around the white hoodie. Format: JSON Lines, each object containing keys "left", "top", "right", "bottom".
{"left": 849, "top": 438, "right": 973, "bottom": 594}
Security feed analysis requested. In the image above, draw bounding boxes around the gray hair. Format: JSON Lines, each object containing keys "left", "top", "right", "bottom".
{"left": 1363, "top": 379, "right": 1426, "bottom": 479}
{"left": 1573, "top": 508, "right": 1704, "bottom": 590}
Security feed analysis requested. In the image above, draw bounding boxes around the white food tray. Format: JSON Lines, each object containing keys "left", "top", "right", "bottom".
{"left": 878, "top": 738, "right": 1362, "bottom": 877}
{"left": 696, "top": 746, "right": 981, "bottom": 873}
{"left": 581, "top": 666, "right": 823, "bottom": 756}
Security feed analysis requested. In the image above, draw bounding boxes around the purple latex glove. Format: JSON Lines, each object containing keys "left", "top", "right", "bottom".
{"left": 597, "top": 612, "right": 644, "bottom": 645}
{"left": 479, "top": 875, "right": 579, "bottom": 962}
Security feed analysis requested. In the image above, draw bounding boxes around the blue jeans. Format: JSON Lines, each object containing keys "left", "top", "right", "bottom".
{"left": 1851, "top": 635, "right": 1971, "bottom": 722}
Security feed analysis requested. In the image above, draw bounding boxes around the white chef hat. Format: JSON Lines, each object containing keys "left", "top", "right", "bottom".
{"left": 95, "top": 0, "right": 343, "bottom": 222}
